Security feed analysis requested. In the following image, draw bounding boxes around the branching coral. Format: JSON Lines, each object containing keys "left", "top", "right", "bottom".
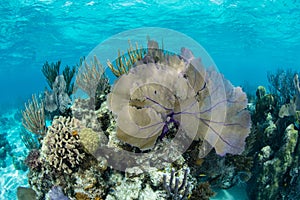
{"left": 63, "top": 65, "right": 77, "bottom": 96}
{"left": 24, "top": 149, "right": 41, "bottom": 171}
{"left": 279, "top": 74, "right": 300, "bottom": 119}
{"left": 267, "top": 68, "right": 297, "bottom": 105}
{"left": 108, "top": 40, "right": 251, "bottom": 156}
{"left": 190, "top": 182, "right": 215, "bottom": 200}
{"left": 41, "top": 116, "right": 85, "bottom": 175}
{"left": 42, "top": 61, "right": 61, "bottom": 90}
{"left": 42, "top": 60, "right": 76, "bottom": 97}
{"left": 163, "top": 168, "right": 190, "bottom": 200}
{"left": 107, "top": 41, "right": 146, "bottom": 77}
{"left": 71, "top": 98, "right": 106, "bottom": 132}
{"left": 76, "top": 56, "right": 109, "bottom": 108}
{"left": 20, "top": 128, "right": 40, "bottom": 150}
{"left": 44, "top": 75, "right": 71, "bottom": 113}
{"left": 22, "top": 94, "right": 46, "bottom": 136}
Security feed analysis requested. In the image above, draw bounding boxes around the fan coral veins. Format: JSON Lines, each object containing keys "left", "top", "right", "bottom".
{"left": 108, "top": 40, "right": 251, "bottom": 157}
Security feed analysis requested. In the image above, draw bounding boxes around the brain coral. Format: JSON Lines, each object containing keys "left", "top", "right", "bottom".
{"left": 108, "top": 40, "right": 251, "bottom": 157}
{"left": 41, "top": 116, "right": 85, "bottom": 174}
{"left": 79, "top": 127, "right": 104, "bottom": 155}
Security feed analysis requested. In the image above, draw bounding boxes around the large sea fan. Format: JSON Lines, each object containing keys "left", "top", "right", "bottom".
{"left": 108, "top": 41, "right": 251, "bottom": 157}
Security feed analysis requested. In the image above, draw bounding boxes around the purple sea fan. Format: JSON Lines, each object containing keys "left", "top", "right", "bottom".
{"left": 203, "top": 71, "right": 250, "bottom": 156}
{"left": 181, "top": 49, "right": 251, "bottom": 156}
{"left": 107, "top": 42, "right": 251, "bottom": 157}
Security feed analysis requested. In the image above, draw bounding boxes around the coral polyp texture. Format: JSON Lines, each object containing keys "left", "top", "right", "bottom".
{"left": 108, "top": 40, "right": 251, "bottom": 156}
{"left": 40, "top": 116, "right": 85, "bottom": 174}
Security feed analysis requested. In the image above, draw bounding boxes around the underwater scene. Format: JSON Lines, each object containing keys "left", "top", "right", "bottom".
{"left": 1, "top": 0, "right": 300, "bottom": 199}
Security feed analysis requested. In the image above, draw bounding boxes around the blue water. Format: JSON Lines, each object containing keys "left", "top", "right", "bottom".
{"left": 0, "top": 0, "right": 300, "bottom": 199}
{"left": 1, "top": 0, "right": 300, "bottom": 110}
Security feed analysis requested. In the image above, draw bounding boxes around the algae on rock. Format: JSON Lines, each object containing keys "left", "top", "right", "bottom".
{"left": 250, "top": 124, "right": 298, "bottom": 199}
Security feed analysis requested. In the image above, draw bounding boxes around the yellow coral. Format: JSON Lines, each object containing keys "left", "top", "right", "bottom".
{"left": 79, "top": 128, "right": 102, "bottom": 154}
{"left": 107, "top": 40, "right": 145, "bottom": 77}
{"left": 75, "top": 192, "right": 90, "bottom": 200}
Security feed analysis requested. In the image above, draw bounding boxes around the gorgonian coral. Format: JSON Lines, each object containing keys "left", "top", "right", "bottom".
{"left": 279, "top": 74, "right": 300, "bottom": 118}
{"left": 22, "top": 94, "right": 46, "bottom": 136}
{"left": 108, "top": 40, "right": 251, "bottom": 157}
{"left": 24, "top": 149, "right": 41, "bottom": 171}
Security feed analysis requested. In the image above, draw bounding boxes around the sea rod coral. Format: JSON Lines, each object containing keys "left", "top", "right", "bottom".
{"left": 108, "top": 40, "right": 251, "bottom": 157}
{"left": 22, "top": 94, "right": 46, "bottom": 136}
{"left": 279, "top": 73, "right": 300, "bottom": 119}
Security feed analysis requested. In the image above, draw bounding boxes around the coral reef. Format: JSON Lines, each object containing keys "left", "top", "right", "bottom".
{"left": 190, "top": 182, "right": 215, "bottom": 200}
{"left": 253, "top": 86, "right": 277, "bottom": 124}
{"left": 41, "top": 116, "right": 85, "bottom": 175}
{"left": 75, "top": 56, "right": 109, "bottom": 109}
{"left": 27, "top": 116, "right": 86, "bottom": 198}
{"left": 21, "top": 94, "right": 46, "bottom": 136}
{"left": 163, "top": 168, "right": 190, "bottom": 200}
{"left": 20, "top": 128, "right": 40, "bottom": 150}
{"left": 267, "top": 68, "right": 297, "bottom": 105}
{"left": 107, "top": 41, "right": 146, "bottom": 77}
{"left": 105, "top": 166, "right": 192, "bottom": 200}
{"left": 79, "top": 127, "right": 105, "bottom": 155}
{"left": 24, "top": 149, "right": 41, "bottom": 171}
{"left": 44, "top": 75, "right": 71, "bottom": 114}
{"left": 73, "top": 161, "right": 108, "bottom": 199}
{"left": 47, "top": 186, "right": 69, "bottom": 200}
{"left": 246, "top": 74, "right": 300, "bottom": 197}
{"left": 21, "top": 38, "right": 253, "bottom": 200}
{"left": 193, "top": 150, "right": 250, "bottom": 190}
{"left": 71, "top": 98, "right": 104, "bottom": 132}
{"left": 279, "top": 74, "right": 300, "bottom": 120}
{"left": 27, "top": 168, "right": 54, "bottom": 199}
{"left": 108, "top": 41, "right": 251, "bottom": 156}
{"left": 42, "top": 60, "right": 76, "bottom": 97}
{"left": 248, "top": 124, "right": 298, "bottom": 199}
{"left": 27, "top": 113, "right": 110, "bottom": 199}
{"left": 42, "top": 60, "right": 61, "bottom": 90}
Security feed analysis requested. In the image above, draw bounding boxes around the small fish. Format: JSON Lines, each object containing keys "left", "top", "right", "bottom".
{"left": 72, "top": 130, "right": 78, "bottom": 136}
{"left": 195, "top": 158, "right": 204, "bottom": 166}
